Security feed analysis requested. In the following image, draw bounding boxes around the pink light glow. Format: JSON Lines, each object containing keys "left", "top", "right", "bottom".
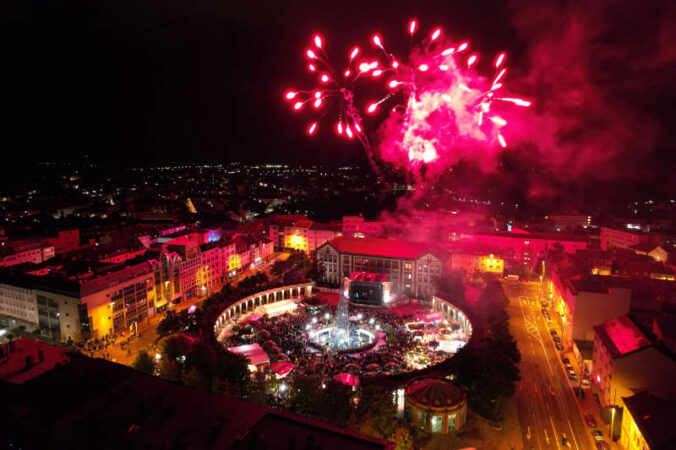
{"left": 313, "top": 34, "right": 323, "bottom": 48}
{"left": 293, "top": 101, "right": 303, "bottom": 111}
{"left": 307, "top": 122, "right": 317, "bottom": 135}
{"left": 306, "top": 49, "right": 316, "bottom": 59}
{"left": 408, "top": 19, "right": 417, "bottom": 35}
{"left": 320, "top": 74, "right": 330, "bottom": 83}
{"left": 336, "top": 121, "right": 343, "bottom": 135}
{"left": 372, "top": 34, "right": 382, "bottom": 47}
{"left": 430, "top": 27, "right": 442, "bottom": 41}
{"left": 367, "top": 102, "right": 378, "bottom": 114}
{"left": 308, "top": 63, "right": 316, "bottom": 72}
{"left": 350, "top": 47, "right": 360, "bottom": 61}
{"left": 284, "top": 91, "right": 297, "bottom": 100}
{"left": 495, "top": 52, "right": 505, "bottom": 68}
{"left": 418, "top": 64, "right": 429, "bottom": 71}
{"left": 467, "top": 54, "right": 478, "bottom": 68}
{"left": 345, "top": 125, "right": 354, "bottom": 138}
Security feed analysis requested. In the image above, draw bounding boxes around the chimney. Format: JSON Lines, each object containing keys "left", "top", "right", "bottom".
{"left": 25, "top": 355, "right": 34, "bottom": 370}
{"left": 38, "top": 349, "right": 45, "bottom": 363}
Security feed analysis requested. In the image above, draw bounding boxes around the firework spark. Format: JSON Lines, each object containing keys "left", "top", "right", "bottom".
{"left": 365, "top": 20, "right": 531, "bottom": 169}
{"left": 284, "top": 19, "right": 531, "bottom": 182}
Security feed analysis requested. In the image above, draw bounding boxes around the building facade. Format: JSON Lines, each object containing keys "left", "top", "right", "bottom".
{"left": 317, "top": 237, "right": 445, "bottom": 298}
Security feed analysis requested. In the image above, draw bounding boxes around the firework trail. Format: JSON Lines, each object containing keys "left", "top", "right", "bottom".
{"left": 282, "top": 34, "right": 387, "bottom": 183}
{"left": 284, "top": 20, "right": 531, "bottom": 185}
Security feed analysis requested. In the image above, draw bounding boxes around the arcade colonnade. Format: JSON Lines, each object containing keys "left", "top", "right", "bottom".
{"left": 431, "top": 296, "right": 472, "bottom": 338}
{"left": 213, "top": 282, "right": 314, "bottom": 336}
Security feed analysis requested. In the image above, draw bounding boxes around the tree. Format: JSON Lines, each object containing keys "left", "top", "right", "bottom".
{"left": 133, "top": 350, "right": 156, "bottom": 375}
{"left": 183, "top": 367, "right": 207, "bottom": 390}
{"left": 161, "top": 335, "right": 193, "bottom": 366}
{"left": 157, "top": 311, "right": 181, "bottom": 336}
{"left": 159, "top": 359, "right": 182, "bottom": 382}
{"left": 390, "top": 426, "right": 414, "bottom": 450}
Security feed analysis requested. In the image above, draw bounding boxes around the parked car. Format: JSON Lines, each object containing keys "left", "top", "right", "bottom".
{"left": 584, "top": 413, "right": 597, "bottom": 427}
{"left": 595, "top": 440, "right": 609, "bottom": 450}
{"left": 556, "top": 342, "right": 564, "bottom": 351}
{"left": 592, "top": 430, "right": 604, "bottom": 441}
{"left": 550, "top": 329, "right": 557, "bottom": 336}
{"left": 561, "top": 356, "right": 570, "bottom": 364}
{"left": 553, "top": 336, "right": 561, "bottom": 344}
{"left": 573, "top": 386, "right": 585, "bottom": 399}
{"left": 581, "top": 378, "right": 591, "bottom": 388}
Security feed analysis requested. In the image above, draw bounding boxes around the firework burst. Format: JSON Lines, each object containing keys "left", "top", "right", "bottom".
{"left": 284, "top": 19, "right": 531, "bottom": 181}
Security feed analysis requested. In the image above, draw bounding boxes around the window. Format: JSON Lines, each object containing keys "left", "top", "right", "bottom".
{"left": 431, "top": 415, "right": 442, "bottom": 433}
{"left": 448, "top": 413, "right": 457, "bottom": 431}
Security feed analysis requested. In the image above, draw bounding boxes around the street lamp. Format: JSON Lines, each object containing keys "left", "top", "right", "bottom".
{"left": 609, "top": 406, "right": 616, "bottom": 441}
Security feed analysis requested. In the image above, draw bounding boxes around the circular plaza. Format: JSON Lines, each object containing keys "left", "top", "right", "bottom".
{"left": 213, "top": 283, "right": 472, "bottom": 383}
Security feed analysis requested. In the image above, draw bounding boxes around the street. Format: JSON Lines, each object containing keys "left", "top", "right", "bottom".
{"left": 503, "top": 280, "right": 599, "bottom": 450}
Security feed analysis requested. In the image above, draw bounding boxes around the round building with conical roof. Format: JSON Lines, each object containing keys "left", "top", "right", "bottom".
{"left": 405, "top": 377, "right": 467, "bottom": 433}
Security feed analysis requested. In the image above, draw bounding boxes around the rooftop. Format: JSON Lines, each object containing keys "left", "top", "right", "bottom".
{"left": 405, "top": 377, "right": 465, "bottom": 408}
{"left": 323, "top": 237, "right": 446, "bottom": 260}
{"left": 622, "top": 391, "right": 676, "bottom": 449}
{"left": 593, "top": 315, "right": 652, "bottom": 359}
{"left": 0, "top": 345, "right": 393, "bottom": 450}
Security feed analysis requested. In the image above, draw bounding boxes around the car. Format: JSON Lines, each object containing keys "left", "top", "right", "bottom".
{"left": 556, "top": 342, "right": 564, "bottom": 351}
{"left": 541, "top": 301, "right": 549, "bottom": 308}
{"left": 573, "top": 386, "right": 586, "bottom": 399}
{"left": 595, "top": 440, "right": 609, "bottom": 450}
{"left": 561, "top": 356, "right": 570, "bottom": 364}
{"left": 568, "top": 372, "right": 578, "bottom": 381}
{"left": 592, "top": 430, "right": 604, "bottom": 441}
{"left": 584, "top": 413, "right": 597, "bottom": 427}
{"left": 553, "top": 336, "right": 561, "bottom": 343}
{"left": 541, "top": 308, "right": 548, "bottom": 315}
{"left": 565, "top": 363, "right": 574, "bottom": 371}
{"left": 550, "top": 329, "right": 557, "bottom": 336}
{"left": 581, "top": 378, "right": 591, "bottom": 387}
{"left": 546, "top": 316, "right": 553, "bottom": 324}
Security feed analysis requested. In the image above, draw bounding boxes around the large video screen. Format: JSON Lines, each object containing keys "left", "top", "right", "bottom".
{"left": 350, "top": 282, "right": 383, "bottom": 306}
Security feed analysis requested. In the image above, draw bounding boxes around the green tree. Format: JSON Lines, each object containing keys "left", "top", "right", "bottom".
{"left": 161, "top": 335, "right": 193, "bottom": 366}
{"left": 133, "top": 350, "right": 156, "bottom": 375}
{"left": 158, "top": 359, "right": 182, "bottom": 382}
{"left": 390, "top": 426, "right": 414, "bottom": 450}
{"left": 183, "top": 367, "right": 207, "bottom": 390}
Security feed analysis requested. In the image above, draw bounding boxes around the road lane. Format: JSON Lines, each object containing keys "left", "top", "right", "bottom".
{"left": 504, "top": 281, "right": 595, "bottom": 450}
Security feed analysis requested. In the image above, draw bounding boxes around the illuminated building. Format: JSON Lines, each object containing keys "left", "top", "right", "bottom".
{"left": 44, "top": 229, "right": 80, "bottom": 255}
{"left": 0, "top": 240, "right": 55, "bottom": 267}
{"left": 600, "top": 226, "right": 660, "bottom": 251}
{"left": 592, "top": 315, "right": 676, "bottom": 415}
{"left": 404, "top": 377, "right": 466, "bottom": 434}
{"left": 317, "top": 237, "right": 446, "bottom": 298}
{"left": 450, "top": 250, "right": 504, "bottom": 275}
{"left": 545, "top": 213, "right": 593, "bottom": 231}
{"left": 620, "top": 391, "right": 676, "bottom": 450}
{"left": 467, "top": 231, "right": 587, "bottom": 269}
{"left": 0, "top": 275, "right": 38, "bottom": 326}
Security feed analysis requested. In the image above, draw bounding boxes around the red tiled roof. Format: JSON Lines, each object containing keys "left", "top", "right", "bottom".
{"left": 323, "top": 237, "right": 446, "bottom": 260}
{"left": 405, "top": 377, "right": 465, "bottom": 408}
{"left": 593, "top": 315, "right": 652, "bottom": 359}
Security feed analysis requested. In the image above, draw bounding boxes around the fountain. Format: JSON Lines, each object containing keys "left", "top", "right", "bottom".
{"left": 308, "top": 291, "right": 375, "bottom": 352}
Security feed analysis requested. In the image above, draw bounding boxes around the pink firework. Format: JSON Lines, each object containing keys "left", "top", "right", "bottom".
{"left": 284, "top": 20, "right": 531, "bottom": 182}
{"left": 283, "top": 33, "right": 370, "bottom": 147}
{"left": 365, "top": 21, "right": 531, "bottom": 169}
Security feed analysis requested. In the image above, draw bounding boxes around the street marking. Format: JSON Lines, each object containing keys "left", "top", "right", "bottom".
{"left": 567, "top": 419, "right": 580, "bottom": 450}
{"left": 527, "top": 426, "right": 531, "bottom": 440}
{"left": 550, "top": 415, "right": 561, "bottom": 449}
{"left": 544, "top": 429, "right": 550, "bottom": 445}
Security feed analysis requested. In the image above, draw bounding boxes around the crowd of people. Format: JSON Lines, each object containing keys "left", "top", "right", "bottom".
{"left": 224, "top": 301, "right": 464, "bottom": 380}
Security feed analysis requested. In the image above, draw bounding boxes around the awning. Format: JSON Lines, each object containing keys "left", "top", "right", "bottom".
{"left": 269, "top": 361, "right": 294, "bottom": 378}
{"left": 333, "top": 373, "right": 360, "bottom": 386}
{"left": 227, "top": 343, "right": 269, "bottom": 366}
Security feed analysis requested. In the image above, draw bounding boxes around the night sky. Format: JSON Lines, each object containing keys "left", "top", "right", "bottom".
{"left": 2, "top": 0, "right": 675, "bottom": 199}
